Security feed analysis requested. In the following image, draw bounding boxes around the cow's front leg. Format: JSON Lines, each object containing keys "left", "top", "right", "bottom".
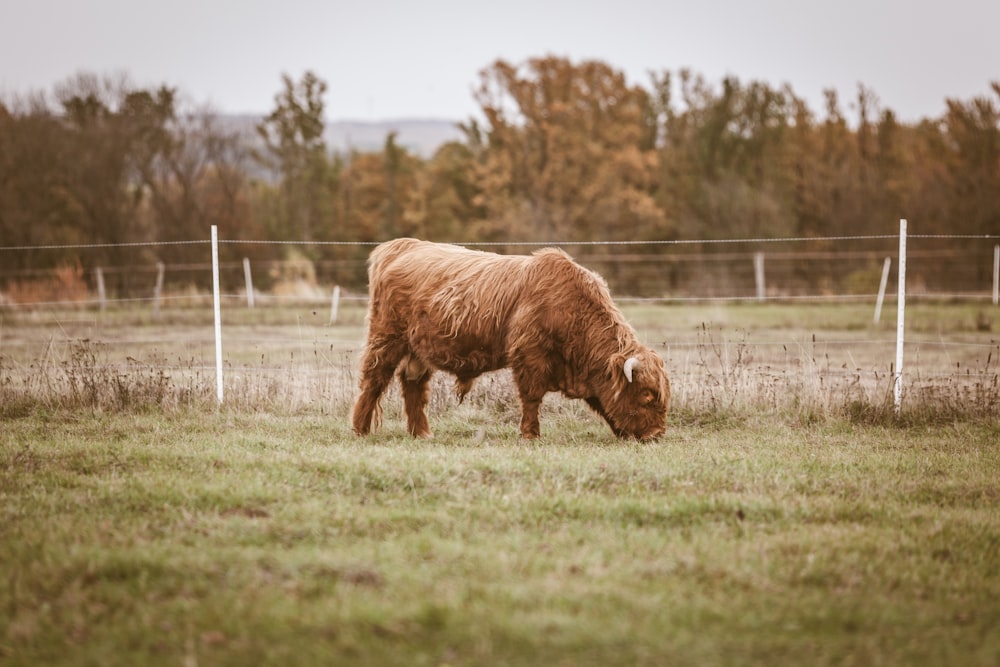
{"left": 513, "top": 366, "right": 548, "bottom": 439}
{"left": 518, "top": 395, "right": 543, "bottom": 439}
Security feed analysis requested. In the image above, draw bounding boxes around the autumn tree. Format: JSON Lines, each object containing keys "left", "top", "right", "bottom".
{"left": 56, "top": 74, "right": 173, "bottom": 257}
{"left": 939, "top": 83, "right": 1000, "bottom": 237}
{"left": 0, "top": 94, "right": 79, "bottom": 277}
{"left": 138, "top": 106, "right": 251, "bottom": 270}
{"left": 3, "top": 62, "right": 998, "bottom": 297}
{"left": 255, "top": 71, "right": 334, "bottom": 244}
{"left": 338, "top": 133, "right": 424, "bottom": 239}
{"left": 652, "top": 70, "right": 799, "bottom": 241}
{"left": 43, "top": 74, "right": 183, "bottom": 293}
{"left": 0, "top": 73, "right": 260, "bottom": 293}
{"left": 419, "top": 140, "right": 483, "bottom": 241}
{"left": 469, "top": 56, "right": 665, "bottom": 243}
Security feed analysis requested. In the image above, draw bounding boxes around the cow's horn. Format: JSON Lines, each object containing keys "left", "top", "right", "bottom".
{"left": 623, "top": 356, "right": 639, "bottom": 383}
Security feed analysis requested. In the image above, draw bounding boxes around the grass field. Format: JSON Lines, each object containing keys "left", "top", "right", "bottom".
{"left": 1, "top": 301, "right": 998, "bottom": 665}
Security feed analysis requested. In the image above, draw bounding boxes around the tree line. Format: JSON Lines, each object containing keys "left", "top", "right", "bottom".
{"left": 1, "top": 58, "right": 998, "bottom": 295}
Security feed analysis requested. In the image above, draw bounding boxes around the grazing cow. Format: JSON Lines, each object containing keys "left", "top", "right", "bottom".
{"left": 351, "top": 238, "right": 670, "bottom": 440}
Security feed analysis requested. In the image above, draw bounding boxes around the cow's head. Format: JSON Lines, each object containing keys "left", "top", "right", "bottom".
{"left": 590, "top": 348, "right": 670, "bottom": 441}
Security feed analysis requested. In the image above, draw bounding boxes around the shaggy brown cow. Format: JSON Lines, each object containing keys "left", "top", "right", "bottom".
{"left": 351, "top": 238, "right": 670, "bottom": 440}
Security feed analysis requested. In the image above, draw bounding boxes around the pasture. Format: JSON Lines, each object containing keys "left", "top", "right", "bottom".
{"left": 1, "top": 300, "right": 998, "bottom": 665}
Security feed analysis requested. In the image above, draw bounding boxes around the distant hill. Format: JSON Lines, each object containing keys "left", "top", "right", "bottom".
{"left": 223, "top": 115, "right": 465, "bottom": 158}
{"left": 326, "top": 119, "right": 465, "bottom": 157}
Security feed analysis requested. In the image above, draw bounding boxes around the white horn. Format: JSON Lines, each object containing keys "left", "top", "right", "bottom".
{"left": 623, "top": 356, "right": 639, "bottom": 383}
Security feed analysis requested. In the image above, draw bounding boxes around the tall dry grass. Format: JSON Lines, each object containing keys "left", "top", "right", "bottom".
{"left": 2, "top": 331, "right": 996, "bottom": 428}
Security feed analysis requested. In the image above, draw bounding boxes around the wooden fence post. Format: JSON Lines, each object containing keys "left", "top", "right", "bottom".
{"left": 894, "top": 220, "right": 907, "bottom": 415}
{"left": 874, "top": 257, "right": 891, "bottom": 324}
{"left": 211, "top": 226, "right": 223, "bottom": 405}
{"left": 243, "top": 257, "right": 255, "bottom": 308}
{"left": 993, "top": 244, "right": 998, "bottom": 306}
{"left": 153, "top": 261, "right": 165, "bottom": 318}
{"left": 753, "top": 252, "right": 766, "bottom": 301}
{"left": 329, "top": 285, "right": 341, "bottom": 324}
{"left": 95, "top": 267, "right": 106, "bottom": 312}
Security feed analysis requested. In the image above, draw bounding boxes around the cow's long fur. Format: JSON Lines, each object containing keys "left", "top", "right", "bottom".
{"left": 352, "top": 238, "right": 670, "bottom": 440}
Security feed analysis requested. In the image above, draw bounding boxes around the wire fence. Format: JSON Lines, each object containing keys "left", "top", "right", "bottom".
{"left": 1, "top": 232, "right": 998, "bottom": 419}
{"left": 3, "top": 232, "right": 999, "bottom": 304}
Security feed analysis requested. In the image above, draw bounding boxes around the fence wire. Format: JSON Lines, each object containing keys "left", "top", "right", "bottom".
{"left": 2, "top": 233, "right": 997, "bottom": 417}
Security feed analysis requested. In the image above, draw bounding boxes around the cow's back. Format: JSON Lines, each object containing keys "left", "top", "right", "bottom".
{"left": 369, "top": 239, "right": 529, "bottom": 314}
{"left": 366, "top": 239, "right": 533, "bottom": 372}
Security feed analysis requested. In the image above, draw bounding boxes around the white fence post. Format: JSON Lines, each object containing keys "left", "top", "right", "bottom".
{"left": 993, "top": 244, "right": 998, "bottom": 306}
{"left": 873, "top": 257, "right": 891, "bottom": 324}
{"left": 243, "top": 257, "right": 255, "bottom": 309}
{"left": 94, "top": 267, "right": 106, "bottom": 312}
{"left": 153, "top": 261, "right": 165, "bottom": 319}
{"left": 894, "top": 219, "right": 907, "bottom": 415}
{"left": 329, "top": 285, "right": 341, "bottom": 325}
{"left": 211, "top": 226, "right": 224, "bottom": 405}
{"left": 753, "top": 252, "right": 766, "bottom": 301}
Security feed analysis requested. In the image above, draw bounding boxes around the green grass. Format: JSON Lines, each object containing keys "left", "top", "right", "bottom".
{"left": 2, "top": 410, "right": 999, "bottom": 666}
{"left": 1, "top": 301, "right": 998, "bottom": 664}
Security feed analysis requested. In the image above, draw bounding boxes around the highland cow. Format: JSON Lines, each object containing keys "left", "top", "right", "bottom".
{"left": 351, "top": 238, "right": 670, "bottom": 440}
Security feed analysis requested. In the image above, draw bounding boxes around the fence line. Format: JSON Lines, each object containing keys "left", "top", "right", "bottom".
{"left": 3, "top": 363, "right": 995, "bottom": 381}
{"left": 3, "top": 244, "right": 998, "bottom": 306}
{"left": 2, "top": 331, "right": 991, "bottom": 350}
{"left": 3, "top": 227, "right": 998, "bottom": 417}
{"left": 0, "top": 240, "right": 210, "bottom": 252}
{"left": 0, "top": 248, "right": 985, "bottom": 286}
{"left": 4, "top": 233, "right": 999, "bottom": 253}
{"left": 3, "top": 290, "right": 994, "bottom": 311}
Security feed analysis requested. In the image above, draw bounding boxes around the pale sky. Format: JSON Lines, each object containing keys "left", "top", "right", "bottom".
{"left": 1, "top": 0, "right": 997, "bottom": 123}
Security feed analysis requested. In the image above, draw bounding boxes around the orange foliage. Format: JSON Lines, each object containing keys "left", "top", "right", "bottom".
{"left": 5, "top": 261, "right": 90, "bottom": 305}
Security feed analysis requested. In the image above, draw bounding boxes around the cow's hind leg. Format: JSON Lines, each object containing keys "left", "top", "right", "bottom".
{"left": 399, "top": 355, "right": 433, "bottom": 437}
{"left": 352, "top": 335, "right": 407, "bottom": 435}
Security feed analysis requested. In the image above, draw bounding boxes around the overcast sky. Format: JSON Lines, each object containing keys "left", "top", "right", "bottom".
{"left": 1, "top": 0, "right": 997, "bottom": 123}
